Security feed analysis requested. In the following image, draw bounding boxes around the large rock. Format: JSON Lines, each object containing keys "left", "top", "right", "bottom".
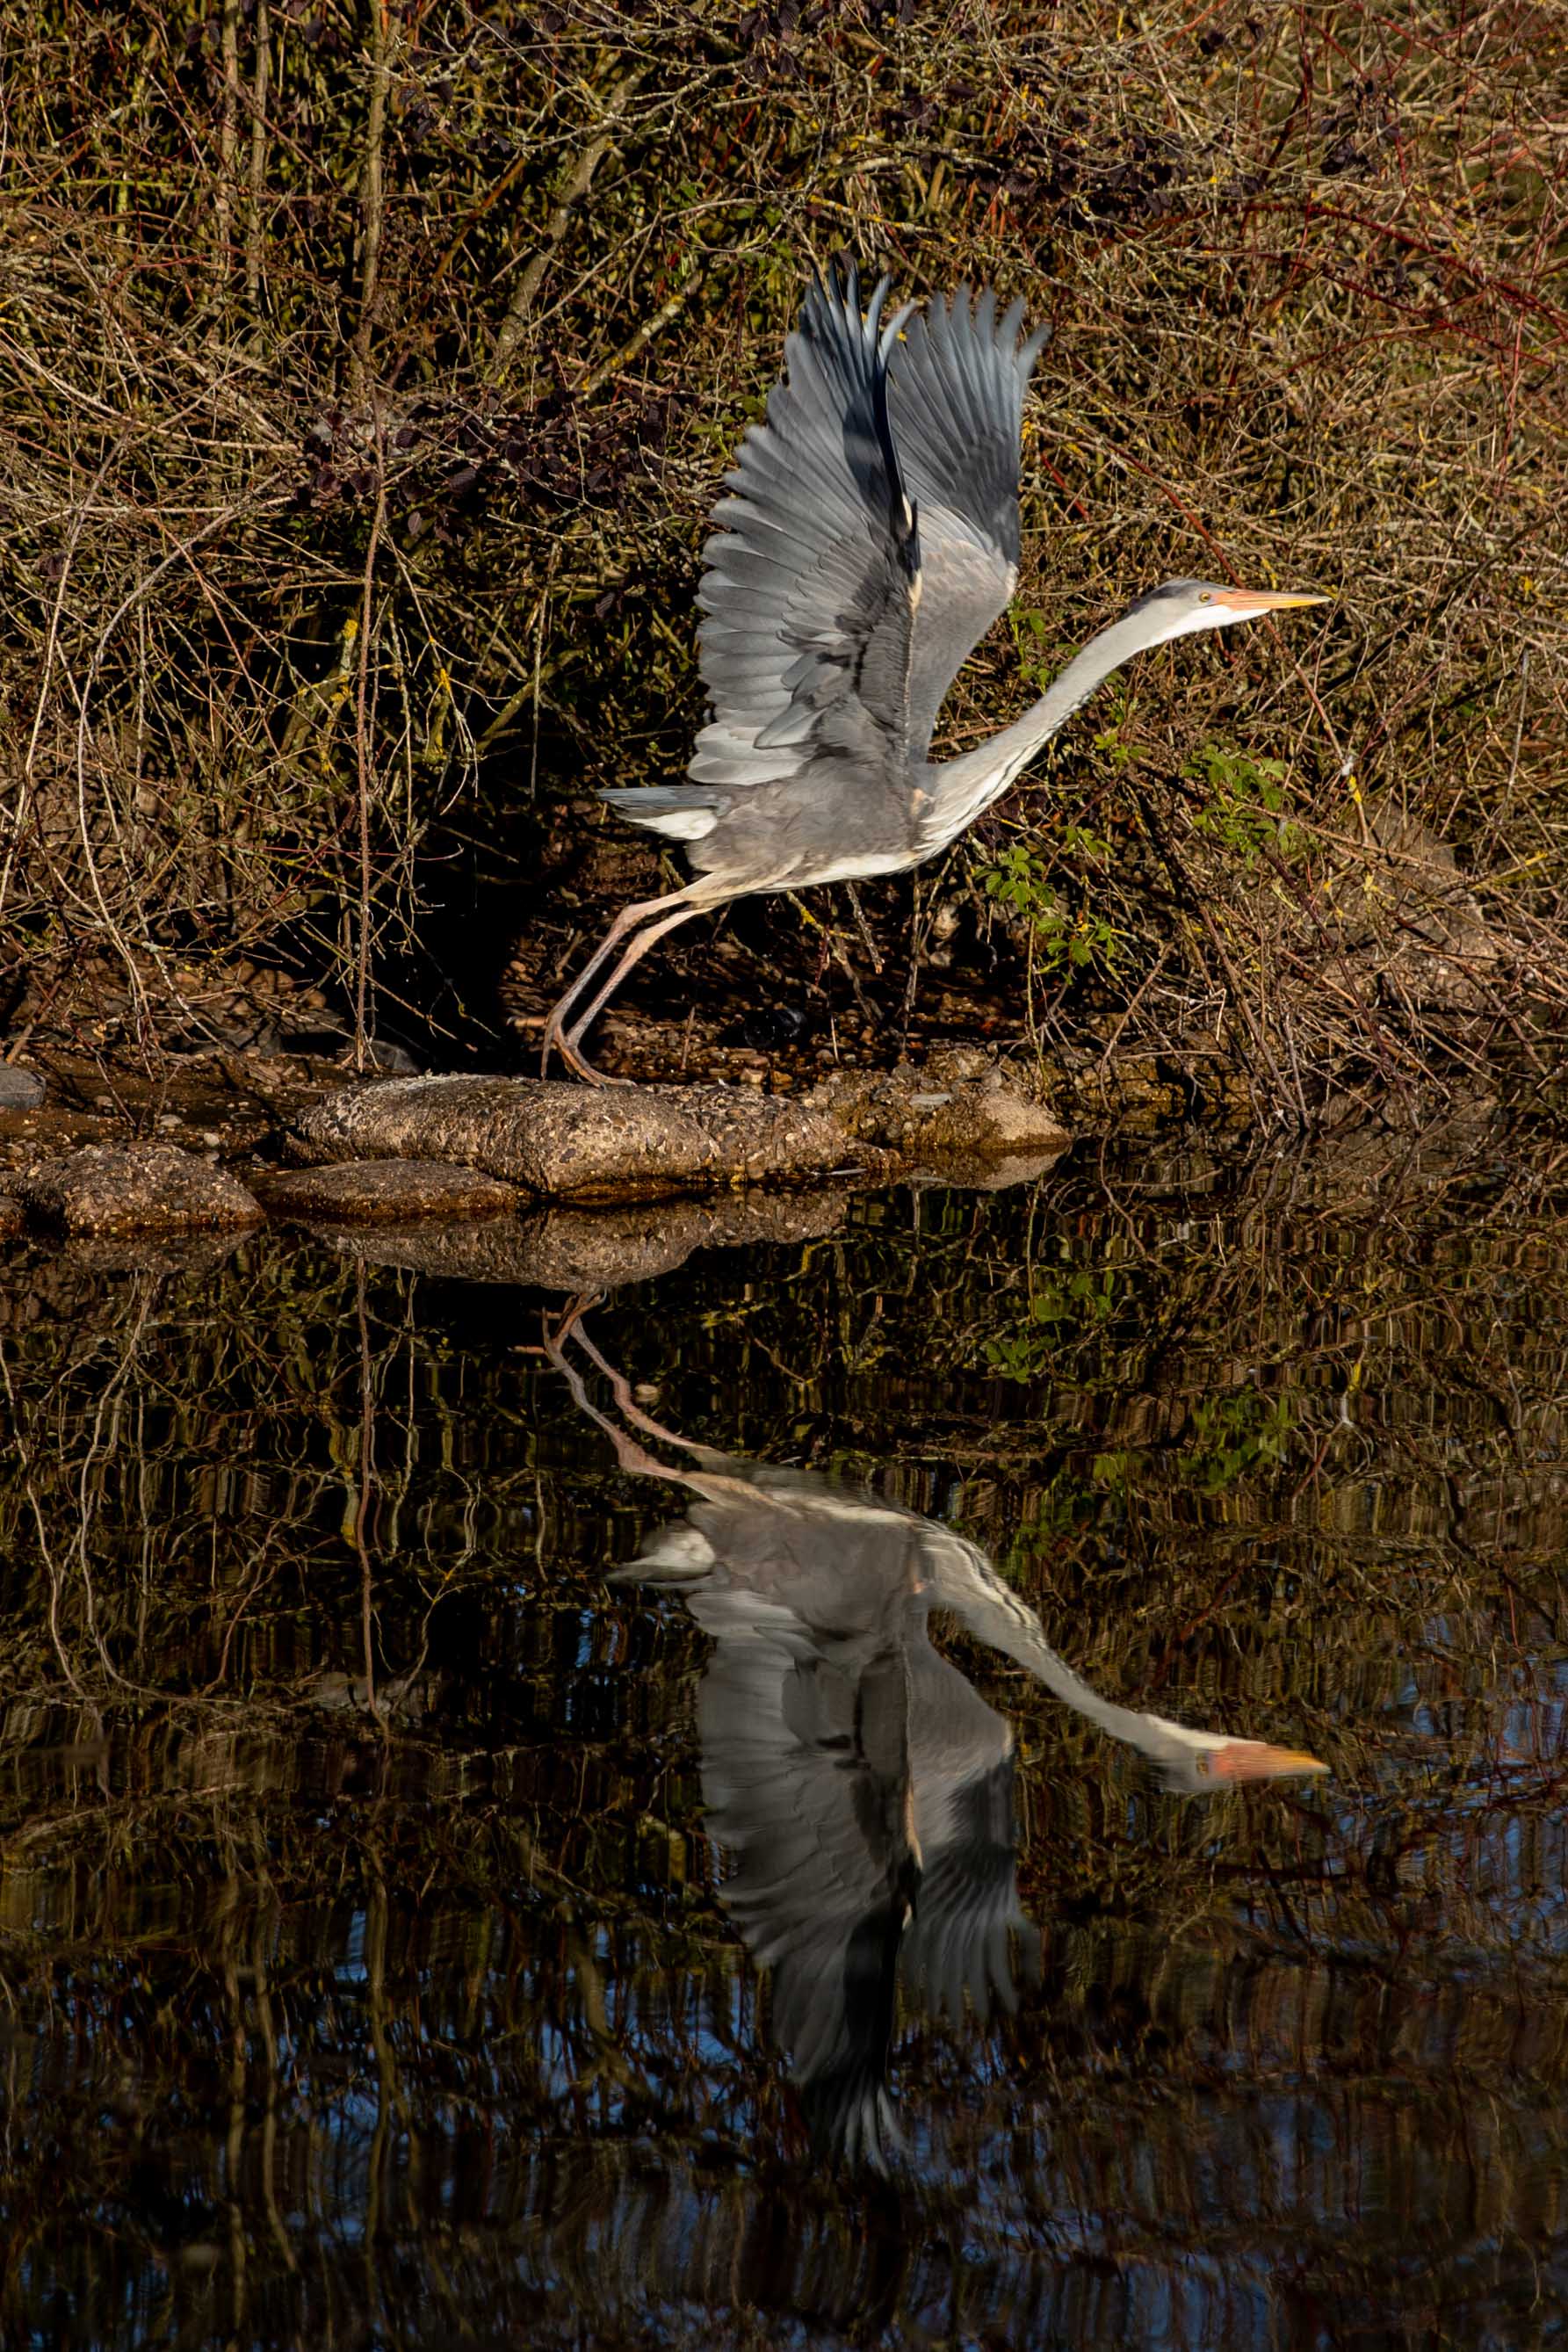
{"left": 1320, "top": 801, "right": 1500, "bottom": 1012}
{"left": 293, "top": 1075, "right": 886, "bottom": 1202}
{"left": 19, "top": 1146, "right": 264, "bottom": 1235}
{"left": 808, "top": 1049, "right": 1070, "bottom": 1172}
{"left": 257, "top": 1157, "right": 518, "bottom": 1223}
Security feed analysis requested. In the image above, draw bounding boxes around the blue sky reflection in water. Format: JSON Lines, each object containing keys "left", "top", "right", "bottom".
{"left": 2, "top": 1124, "right": 1566, "bottom": 2348}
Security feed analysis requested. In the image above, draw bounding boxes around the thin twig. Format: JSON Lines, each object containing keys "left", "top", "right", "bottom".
{"left": 491, "top": 66, "right": 648, "bottom": 380}
{"left": 354, "top": 405, "right": 387, "bottom": 1069}
{"left": 245, "top": 0, "right": 271, "bottom": 320}
{"left": 349, "top": 0, "right": 392, "bottom": 407}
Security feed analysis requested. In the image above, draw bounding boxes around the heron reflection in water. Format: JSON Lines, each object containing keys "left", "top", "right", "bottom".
{"left": 546, "top": 1309, "right": 1324, "bottom": 2167}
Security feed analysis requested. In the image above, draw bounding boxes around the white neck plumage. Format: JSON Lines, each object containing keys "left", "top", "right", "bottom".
{"left": 918, "top": 598, "right": 1234, "bottom": 856}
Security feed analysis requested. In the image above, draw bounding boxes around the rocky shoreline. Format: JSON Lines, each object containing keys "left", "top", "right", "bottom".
{"left": 0, "top": 1049, "right": 1075, "bottom": 1256}
{"left": 0, "top": 1025, "right": 1517, "bottom": 1270}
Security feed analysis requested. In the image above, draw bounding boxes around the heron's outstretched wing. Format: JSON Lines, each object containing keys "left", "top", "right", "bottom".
{"left": 691, "top": 1590, "right": 916, "bottom": 2167}
{"left": 887, "top": 286, "right": 1051, "bottom": 750}
{"left": 899, "top": 1647, "right": 1040, "bottom": 2024}
{"left": 689, "top": 264, "right": 920, "bottom": 796}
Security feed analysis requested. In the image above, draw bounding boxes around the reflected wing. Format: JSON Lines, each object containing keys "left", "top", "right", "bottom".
{"left": 900, "top": 1647, "right": 1040, "bottom": 2022}
{"left": 692, "top": 1589, "right": 915, "bottom": 2167}
{"left": 690, "top": 264, "right": 920, "bottom": 797}
{"left": 886, "top": 286, "right": 1051, "bottom": 749}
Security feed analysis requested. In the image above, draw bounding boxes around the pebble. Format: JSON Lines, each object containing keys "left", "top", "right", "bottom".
{"left": 0, "top": 1067, "right": 46, "bottom": 1112}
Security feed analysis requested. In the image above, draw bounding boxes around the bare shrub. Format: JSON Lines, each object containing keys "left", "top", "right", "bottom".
{"left": 0, "top": 1, "right": 1561, "bottom": 1089}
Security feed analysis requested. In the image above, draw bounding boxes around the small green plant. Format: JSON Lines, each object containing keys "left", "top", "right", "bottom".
{"left": 980, "top": 841, "right": 1121, "bottom": 974}
{"left": 983, "top": 1262, "right": 1125, "bottom": 1382}
{"left": 1185, "top": 743, "right": 1304, "bottom": 866}
{"left": 1184, "top": 1388, "right": 1296, "bottom": 1494}
{"left": 1008, "top": 604, "right": 1079, "bottom": 692}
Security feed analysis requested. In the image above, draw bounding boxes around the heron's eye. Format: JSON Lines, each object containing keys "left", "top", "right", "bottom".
{"left": 1198, "top": 590, "right": 1212, "bottom": 604}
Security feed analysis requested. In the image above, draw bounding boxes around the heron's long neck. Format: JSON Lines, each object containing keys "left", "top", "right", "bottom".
{"left": 923, "top": 609, "right": 1158, "bottom": 849}
{"left": 975, "top": 1612, "right": 1178, "bottom": 1758}
{"left": 938, "top": 1570, "right": 1207, "bottom": 1765}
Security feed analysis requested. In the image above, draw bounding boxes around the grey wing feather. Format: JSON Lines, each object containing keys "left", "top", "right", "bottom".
{"left": 693, "top": 1595, "right": 915, "bottom": 2165}
{"left": 901, "top": 1751, "right": 1040, "bottom": 2026}
{"left": 886, "top": 285, "right": 1051, "bottom": 751}
{"left": 689, "top": 263, "right": 921, "bottom": 797}
{"left": 893, "top": 1642, "right": 1038, "bottom": 2026}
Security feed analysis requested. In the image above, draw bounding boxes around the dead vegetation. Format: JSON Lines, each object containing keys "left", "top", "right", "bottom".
{"left": 1, "top": 1, "right": 1564, "bottom": 1104}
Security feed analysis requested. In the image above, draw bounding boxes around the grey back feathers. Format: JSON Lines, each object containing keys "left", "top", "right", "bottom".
{"left": 685, "top": 262, "right": 1048, "bottom": 806}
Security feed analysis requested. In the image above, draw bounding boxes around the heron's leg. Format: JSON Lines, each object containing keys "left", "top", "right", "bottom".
{"left": 572, "top": 1321, "right": 705, "bottom": 1455}
{"left": 540, "top": 888, "right": 696, "bottom": 1077}
{"left": 558, "top": 899, "right": 709, "bottom": 1082}
{"left": 540, "top": 1304, "right": 689, "bottom": 1482}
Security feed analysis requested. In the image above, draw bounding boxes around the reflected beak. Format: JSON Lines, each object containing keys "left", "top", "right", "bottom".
{"left": 1204, "top": 1739, "right": 1327, "bottom": 1784}
{"left": 1213, "top": 589, "right": 1331, "bottom": 615}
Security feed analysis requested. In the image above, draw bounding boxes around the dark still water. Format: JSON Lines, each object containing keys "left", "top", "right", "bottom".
{"left": 3, "top": 1117, "right": 1566, "bottom": 2349}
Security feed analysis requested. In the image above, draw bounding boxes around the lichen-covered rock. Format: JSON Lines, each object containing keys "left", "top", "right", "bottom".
{"left": 1319, "top": 800, "right": 1501, "bottom": 1013}
{"left": 257, "top": 1157, "right": 518, "bottom": 1223}
{"left": 1057, "top": 1053, "right": 1258, "bottom": 1132}
{"left": 293, "top": 1075, "right": 885, "bottom": 1201}
{"left": 19, "top": 1146, "right": 264, "bottom": 1235}
{"left": 808, "top": 1050, "right": 1070, "bottom": 1170}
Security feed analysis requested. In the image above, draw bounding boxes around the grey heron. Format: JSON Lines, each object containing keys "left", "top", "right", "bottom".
{"left": 541, "top": 261, "right": 1326, "bottom": 1082}
{"left": 546, "top": 1308, "right": 1325, "bottom": 2166}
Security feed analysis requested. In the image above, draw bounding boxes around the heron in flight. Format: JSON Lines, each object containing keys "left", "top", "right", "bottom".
{"left": 546, "top": 1307, "right": 1325, "bottom": 2166}
{"left": 541, "top": 262, "right": 1326, "bottom": 1082}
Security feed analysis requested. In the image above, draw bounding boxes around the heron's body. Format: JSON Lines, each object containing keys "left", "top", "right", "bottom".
{"left": 542, "top": 264, "right": 1326, "bottom": 1081}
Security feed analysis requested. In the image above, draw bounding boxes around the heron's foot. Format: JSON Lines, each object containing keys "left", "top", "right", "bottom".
{"left": 539, "top": 1013, "right": 594, "bottom": 1083}
{"left": 566, "top": 1043, "right": 633, "bottom": 1087}
{"left": 541, "top": 1015, "right": 631, "bottom": 1087}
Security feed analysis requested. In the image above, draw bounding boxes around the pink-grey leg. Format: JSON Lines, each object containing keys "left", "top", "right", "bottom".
{"left": 540, "top": 1303, "right": 688, "bottom": 1481}
{"left": 540, "top": 893, "right": 668, "bottom": 1077}
{"left": 556, "top": 900, "right": 708, "bottom": 1083}
{"left": 540, "top": 884, "right": 712, "bottom": 1083}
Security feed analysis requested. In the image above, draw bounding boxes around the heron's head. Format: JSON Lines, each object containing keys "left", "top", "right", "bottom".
{"left": 1196, "top": 1736, "right": 1326, "bottom": 1786}
{"left": 1130, "top": 578, "right": 1329, "bottom": 648}
{"left": 1145, "top": 1714, "right": 1328, "bottom": 1796}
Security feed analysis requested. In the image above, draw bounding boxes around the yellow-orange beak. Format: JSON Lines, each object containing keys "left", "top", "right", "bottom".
{"left": 1212, "top": 589, "right": 1331, "bottom": 615}
{"left": 1204, "top": 1739, "right": 1327, "bottom": 1784}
